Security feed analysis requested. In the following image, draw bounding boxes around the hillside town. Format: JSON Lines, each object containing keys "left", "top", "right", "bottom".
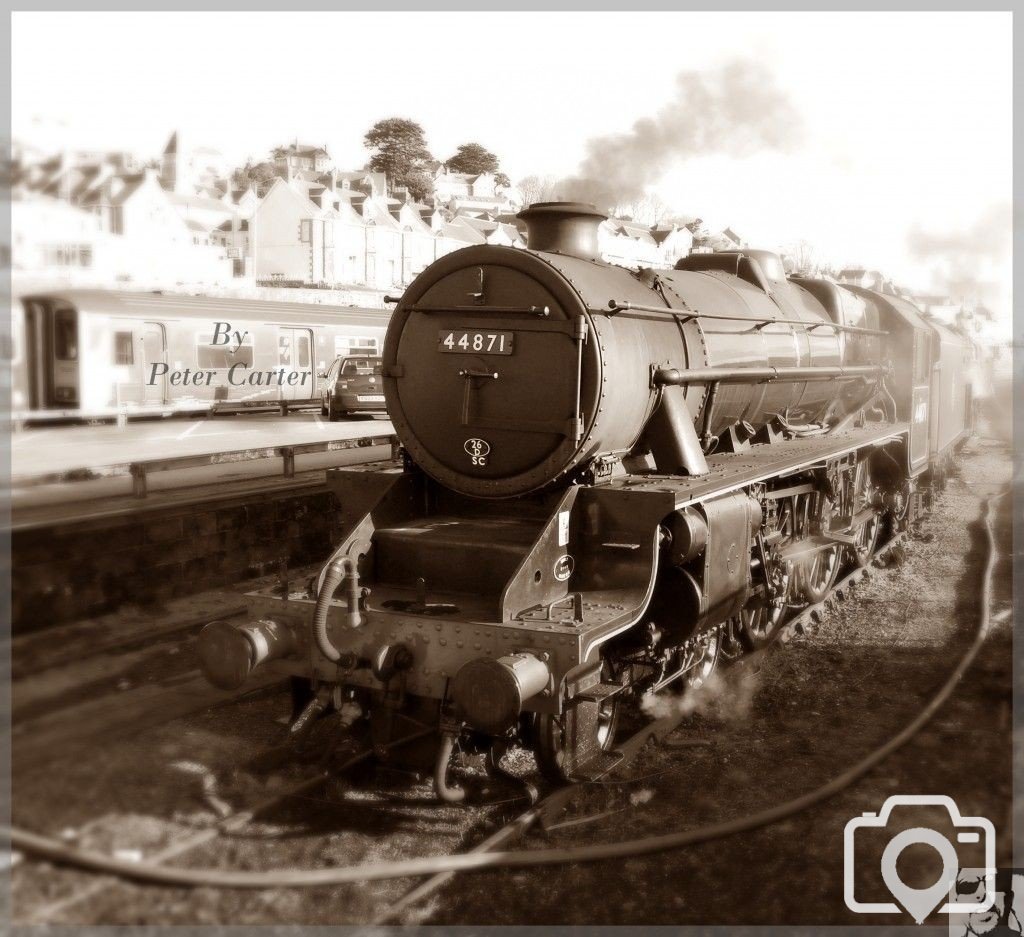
{"left": 11, "top": 128, "right": 988, "bottom": 332}
{"left": 12, "top": 131, "right": 698, "bottom": 297}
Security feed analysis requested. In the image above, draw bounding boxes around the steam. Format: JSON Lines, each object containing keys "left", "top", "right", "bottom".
{"left": 640, "top": 666, "right": 760, "bottom": 723}
{"left": 906, "top": 202, "right": 1012, "bottom": 313}
{"left": 556, "top": 60, "right": 802, "bottom": 214}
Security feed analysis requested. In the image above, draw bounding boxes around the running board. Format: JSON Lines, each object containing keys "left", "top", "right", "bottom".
{"left": 575, "top": 682, "right": 629, "bottom": 703}
{"left": 569, "top": 747, "right": 625, "bottom": 782}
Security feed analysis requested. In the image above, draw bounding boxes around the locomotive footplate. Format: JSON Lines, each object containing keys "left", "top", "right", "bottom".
{"left": 244, "top": 579, "right": 658, "bottom": 718}
{"left": 605, "top": 422, "right": 909, "bottom": 509}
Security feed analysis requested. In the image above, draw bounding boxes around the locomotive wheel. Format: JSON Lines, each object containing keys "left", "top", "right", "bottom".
{"left": 682, "top": 629, "right": 722, "bottom": 689}
{"left": 849, "top": 464, "right": 881, "bottom": 568}
{"left": 796, "top": 545, "right": 840, "bottom": 604}
{"left": 850, "top": 515, "right": 880, "bottom": 568}
{"left": 889, "top": 478, "right": 912, "bottom": 523}
{"left": 737, "top": 600, "right": 786, "bottom": 651}
{"left": 534, "top": 664, "right": 621, "bottom": 783}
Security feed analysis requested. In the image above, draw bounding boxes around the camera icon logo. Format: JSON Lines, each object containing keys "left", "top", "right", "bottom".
{"left": 844, "top": 795, "right": 996, "bottom": 924}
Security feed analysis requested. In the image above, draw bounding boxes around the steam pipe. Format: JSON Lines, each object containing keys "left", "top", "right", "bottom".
{"left": 434, "top": 732, "right": 466, "bottom": 803}
{"left": 654, "top": 365, "right": 885, "bottom": 386}
{"left": 313, "top": 555, "right": 363, "bottom": 663}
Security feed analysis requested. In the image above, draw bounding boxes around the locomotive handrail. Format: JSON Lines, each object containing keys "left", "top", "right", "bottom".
{"left": 606, "top": 300, "right": 888, "bottom": 336}
{"left": 408, "top": 304, "right": 551, "bottom": 317}
{"left": 653, "top": 364, "right": 886, "bottom": 386}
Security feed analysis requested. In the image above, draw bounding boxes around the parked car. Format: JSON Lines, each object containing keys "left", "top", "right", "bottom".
{"left": 320, "top": 355, "right": 386, "bottom": 419}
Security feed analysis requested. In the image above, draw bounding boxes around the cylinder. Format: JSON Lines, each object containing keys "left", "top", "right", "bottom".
{"left": 197, "top": 618, "right": 295, "bottom": 691}
{"left": 451, "top": 652, "right": 550, "bottom": 734}
{"left": 665, "top": 507, "right": 709, "bottom": 566}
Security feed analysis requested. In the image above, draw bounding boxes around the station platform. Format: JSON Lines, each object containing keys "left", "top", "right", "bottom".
{"left": 10, "top": 413, "right": 401, "bottom": 631}
{"left": 11, "top": 412, "right": 396, "bottom": 528}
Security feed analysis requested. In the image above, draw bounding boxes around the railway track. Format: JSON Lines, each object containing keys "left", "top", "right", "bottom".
{"left": 14, "top": 528, "right": 915, "bottom": 925}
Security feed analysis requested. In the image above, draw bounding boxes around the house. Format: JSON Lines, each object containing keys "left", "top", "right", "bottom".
{"left": 250, "top": 177, "right": 338, "bottom": 283}
{"left": 838, "top": 267, "right": 893, "bottom": 292}
{"left": 249, "top": 175, "right": 417, "bottom": 289}
{"left": 448, "top": 214, "right": 525, "bottom": 248}
{"left": 433, "top": 166, "right": 520, "bottom": 215}
{"left": 273, "top": 142, "right": 332, "bottom": 181}
{"left": 650, "top": 225, "right": 694, "bottom": 266}
{"left": 333, "top": 170, "right": 387, "bottom": 198}
{"left": 159, "top": 131, "right": 229, "bottom": 196}
{"left": 398, "top": 203, "right": 442, "bottom": 280}
{"left": 722, "top": 227, "right": 744, "bottom": 249}
{"left": 598, "top": 218, "right": 663, "bottom": 269}
{"left": 14, "top": 170, "right": 232, "bottom": 286}
{"left": 441, "top": 221, "right": 486, "bottom": 246}
{"left": 359, "top": 196, "right": 406, "bottom": 289}
{"left": 168, "top": 191, "right": 234, "bottom": 238}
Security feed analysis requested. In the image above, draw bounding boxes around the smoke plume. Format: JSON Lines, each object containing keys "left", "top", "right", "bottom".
{"left": 906, "top": 202, "right": 1012, "bottom": 313}
{"left": 556, "top": 60, "right": 802, "bottom": 215}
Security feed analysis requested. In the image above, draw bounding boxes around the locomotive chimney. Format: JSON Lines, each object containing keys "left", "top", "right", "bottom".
{"left": 517, "top": 201, "right": 607, "bottom": 261}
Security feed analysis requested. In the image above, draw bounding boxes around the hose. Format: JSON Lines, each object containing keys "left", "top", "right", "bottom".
{"left": 6, "top": 495, "right": 1003, "bottom": 887}
{"left": 433, "top": 732, "right": 466, "bottom": 804}
{"left": 312, "top": 556, "right": 361, "bottom": 662}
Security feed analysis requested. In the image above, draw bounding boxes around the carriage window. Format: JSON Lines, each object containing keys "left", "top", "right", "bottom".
{"left": 196, "top": 334, "right": 254, "bottom": 369}
{"left": 334, "top": 335, "right": 380, "bottom": 357}
{"left": 114, "top": 331, "right": 134, "bottom": 365}
{"left": 54, "top": 308, "right": 78, "bottom": 361}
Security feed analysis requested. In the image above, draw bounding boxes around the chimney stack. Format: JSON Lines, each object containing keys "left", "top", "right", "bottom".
{"left": 516, "top": 201, "right": 606, "bottom": 261}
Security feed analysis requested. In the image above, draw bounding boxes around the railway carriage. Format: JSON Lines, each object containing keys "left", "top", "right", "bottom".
{"left": 12, "top": 290, "right": 390, "bottom": 416}
{"left": 196, "top": 202, "right": 976, "bottom": 797}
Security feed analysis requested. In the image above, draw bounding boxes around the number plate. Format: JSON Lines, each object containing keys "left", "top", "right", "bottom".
{"left": 438, "top": 329, "right": 514, "bottom": 355}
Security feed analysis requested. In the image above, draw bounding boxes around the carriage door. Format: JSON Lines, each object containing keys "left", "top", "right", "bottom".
{"left": 278, "top": 327, "right": 314, "bottom": 400}
{"left": 141, "top": 323, "right": 167, "bottom": 404}
{"left": 23, "top": 299, "right": 44, "bottom": 409}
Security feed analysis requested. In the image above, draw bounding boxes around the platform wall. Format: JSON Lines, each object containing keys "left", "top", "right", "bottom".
{"left": 13, "top": 487, "right": 342, "bottom": 630}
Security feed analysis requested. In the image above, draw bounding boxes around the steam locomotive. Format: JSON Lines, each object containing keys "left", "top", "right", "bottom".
{"left": 197, "top": 202, "right": 975, "bottom": 796}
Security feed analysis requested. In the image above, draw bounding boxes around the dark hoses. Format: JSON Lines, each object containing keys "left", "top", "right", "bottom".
{"left": 433, "top": 732, "right": 466, "bottom": 804}
{"left": 313, "top": 555, "right": 361, "bottom": 663}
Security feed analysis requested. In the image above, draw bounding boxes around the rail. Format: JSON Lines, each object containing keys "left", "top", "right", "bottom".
{"left": 14, "top": 433, "right": 401, "bottom": 498}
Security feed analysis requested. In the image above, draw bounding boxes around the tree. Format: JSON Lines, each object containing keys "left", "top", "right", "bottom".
{"left": 446, "top": 143, "right": 511, "bottom": 190}
{"left": 230, "top": 160, "right": 280, "bottom": 197}
{"left": 517, "top": 174, "right": 557, "bottom": 207}
{"left": 619, "top": 192, "right": 669, "bottom": 226}
{"left": 364, "top": 118, "right": 435, "bottom": 201}
{"left": 445, "top": 142, "right": 499, "bottom": 176}
{"left": 785, "top": 238, "right": 818, "bottom": 275}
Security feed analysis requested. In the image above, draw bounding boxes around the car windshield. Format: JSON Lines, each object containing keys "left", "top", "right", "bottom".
{"left": 341, "top": 357, "right": 382, "bottom": 376}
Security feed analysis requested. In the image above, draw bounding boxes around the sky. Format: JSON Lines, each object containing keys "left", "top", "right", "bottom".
{"left": 11, "top": 11, "right": 1013, "bottom": 323}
